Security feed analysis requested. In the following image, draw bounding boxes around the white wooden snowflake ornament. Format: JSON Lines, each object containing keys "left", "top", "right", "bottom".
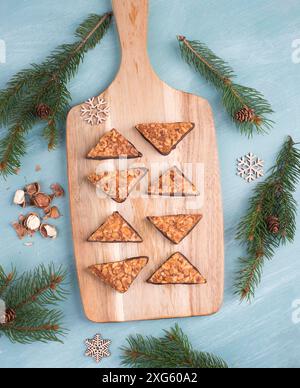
{"left": 81, "top": 97, "right": 110, "bottom": 126}
{"left": 85, "top": 334, "right": 111, "bottom": 363}
{"left": 237, "top": 152, "right": 264, "bottom": 183}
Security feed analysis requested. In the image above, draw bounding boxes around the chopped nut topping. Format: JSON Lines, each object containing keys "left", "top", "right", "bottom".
{"left": 136, "top": 122, "right": 194, "bottom": 156}
{"left": 148, "top": 214, "right": 203, "bottom": 244}
{"left": 87, "top": 129, "right": 142, "bottom": 160}
{"left": 149, "top": 166, "right": 199, "bottom": 197}
{"left": 13, "top": 190, "right": 26, "bottom": 207}
{"left": 148, "top": 252, "right": 207, "bottom": 285}
{"left": 88, "top": 168, "right": 148, "bottom": 203}
{"left": 89, "top": 257, "right": 149, "bottom": 293}
{"left": 89, "top": 212, "right": 143, "bottom": 243}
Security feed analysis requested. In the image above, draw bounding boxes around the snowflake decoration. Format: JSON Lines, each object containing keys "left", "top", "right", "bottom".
{"left": 85, "top": 334, "right": 111, "bottom": 364}
{"left": 237, "top": 152, "right": 264, "bottom": 183}
{"left": 81, "top": 97, "right": 110, "bottom": 126}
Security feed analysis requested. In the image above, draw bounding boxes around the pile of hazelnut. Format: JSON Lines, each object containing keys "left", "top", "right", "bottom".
{"left": 12, "top": 182, "right": 64, "bottom": 241}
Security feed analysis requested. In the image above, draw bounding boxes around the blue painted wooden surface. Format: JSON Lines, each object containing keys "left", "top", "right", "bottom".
{"left": 0, "top": 0, "right": 300, "bottom": 368}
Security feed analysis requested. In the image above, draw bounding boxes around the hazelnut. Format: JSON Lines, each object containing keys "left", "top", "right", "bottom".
{"left": 13, "top": 190, "right": 26, "bottom": 207}
{"left": 40, "top": 224, "right": 58, "bottom": 239}
{"left": 24, "top": 213, "right": 41, "bottom": 232}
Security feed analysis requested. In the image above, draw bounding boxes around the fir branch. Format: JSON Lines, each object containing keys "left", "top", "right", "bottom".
{"left": 0, "top": 266, "right": 16, "bottom": 298}
{"left": 1, "top": 307, "right": 65, "bottom": 344}
{"left": 235, "top": 137, "right": 300, "bottom": 302}
{"left": 0, "top": 264, "right": 68, "bottom": 344}
{"left": 121, "top": 324, "right": 228, "bottom": 369}
{"left": 0, "top": 12, "right": 112, "bottom": 177}
{"left": 6, "top": 264, "right": 68, "bottom": 311}
{"left": 0, "top": 69, "right": 38, "bottom": 127}
{"left": 43, "top": 119, "right": 59, "bottom": 151}
{"left": 177, "top": 36, "right": 274, "bottom": 136}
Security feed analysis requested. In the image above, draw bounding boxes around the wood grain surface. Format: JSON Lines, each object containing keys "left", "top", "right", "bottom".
{"left": 66, "top": 0, "right": 224, "bottom": 323}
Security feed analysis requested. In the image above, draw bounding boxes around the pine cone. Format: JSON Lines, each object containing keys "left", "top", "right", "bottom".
{"left": 36, "top": 103, "right": 52, "bottom": 120}
{"left": 0, "top": 162, "right": 7, "bottom": 171}
{"left": 3, "top": 308, "right": 16, "bottom": 324}
{"left": 234, "top": 107, "right": 255, "bottom": 123}
{"left": 267, "top": 216, "right": 280, "bottom": 234}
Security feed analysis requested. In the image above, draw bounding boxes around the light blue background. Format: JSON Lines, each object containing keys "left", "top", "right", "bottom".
{"left": 0, "top": 0, "right": 300, "bottom": 368}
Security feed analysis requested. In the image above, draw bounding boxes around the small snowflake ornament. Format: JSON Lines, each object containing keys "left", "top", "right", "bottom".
{"left": 81, "top": 97, "right": 110, "bottom": 126}
{"left": 237, "top": 152, "right": 264, "bottom": 183}
{"left": 85, "top": 334, "right": 111, "bottom": 363}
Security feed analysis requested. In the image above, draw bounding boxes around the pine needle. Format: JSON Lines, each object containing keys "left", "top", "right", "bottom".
{"left": 121, "top": 324, "right": 228, "bottom": 369}
{"left": 177, "top": 36, "right": 274, "bottom": 136}
{"left": 0, "top": 263, "right": 68, "bottom": 344}
{"left": 0, "top": 12, "right": 112, "bottom": 177}
{"left": 235, "top": 137, "right": 300, "bottom": 302}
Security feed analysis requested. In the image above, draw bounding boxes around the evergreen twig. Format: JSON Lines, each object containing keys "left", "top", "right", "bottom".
{"left": 177, "top": 36, "right": 274, "bottom": 136}
{"left": 0, "top": 267, "right": 16, "bottom": 298}
{"left": 235, "top": 137, "right": 300, "bottom": 302}
{"left": 121, "top": 324, "right": 228, "bottom": 369}
{"left": 0, "top": 12, "right": 112, "bottom": 177}
{"left": 0, "top": 263, "right": 68, "bottom": 344}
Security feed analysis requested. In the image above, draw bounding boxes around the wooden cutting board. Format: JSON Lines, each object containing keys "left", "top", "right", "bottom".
{"left": 66, "top": 0, "right": 224, "bottom": 323}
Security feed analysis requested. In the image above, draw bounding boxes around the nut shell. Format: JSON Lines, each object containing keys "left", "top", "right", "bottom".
{"left": 40, "top": 224, "right": 58, "bottom": 239}
{"left": 32, "top": 193, "right": 52, "bottom": 209}
{"left": 24, "top": 213, "right": 41, "bottom": 232}
{"left": 25, "top": 182, "right": 40, "bottom": 197}
{"left": 12, "top": 221, "right": 28, "bottom": 240}
{"left": 44, "top": 206, "right": 61, "bottom": 220}
{"left": 50, "top": 183, "right": 65, "bottom": 198}
{"left": 13, "top": 190, "right": 26, "bottom": 207}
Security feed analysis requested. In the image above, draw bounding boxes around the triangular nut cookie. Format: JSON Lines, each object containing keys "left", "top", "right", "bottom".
{"left": 136, "top": 122, "right": 195, "bottom": 156}
{"left": 89, "top": 257, "right": 149, "bottom": 293}
{"left": 148, "top": 214, "right": 202, "bottom": 244}
{"left": 148, "top": 252, "right": 206, "bottom": 285}
{"left": 149, "top": 166, "right": 199, "bottom": 197}
{"left": 88, "top": 167, "right": 148, "bottom": 203}
{"left": 87, "top": 129, "right": 142, "bottom": 160}
{"left": 89, "top": 212, "right": 143, "bottom": 243}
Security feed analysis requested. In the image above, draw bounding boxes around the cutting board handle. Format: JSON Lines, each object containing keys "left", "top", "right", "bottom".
{"left": 112, "top": 0, "right": 152, "bottom": 72}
